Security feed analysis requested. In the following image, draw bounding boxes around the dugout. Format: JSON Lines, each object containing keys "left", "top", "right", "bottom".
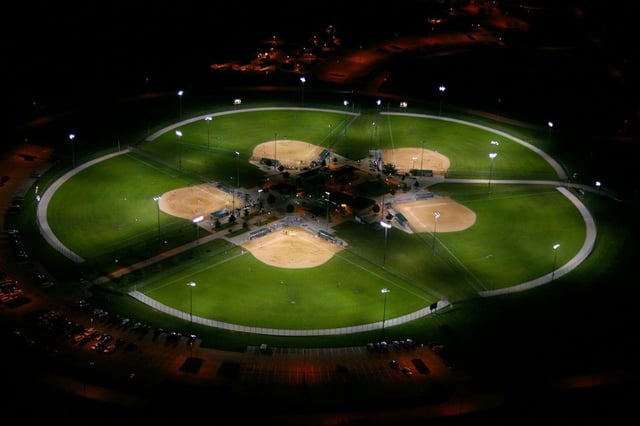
{"left": 318, "top": 230, "right": 337, "bottom": 243}
{"left": 395, "top": 213, "right": 408, "bottom": 227}
{"left": 249, "top": 228, "right": 270, "bottom": 240}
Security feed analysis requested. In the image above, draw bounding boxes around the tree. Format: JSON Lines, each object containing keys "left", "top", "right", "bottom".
{"left": 382, "top": 163, "right": 397, "bottom": 176}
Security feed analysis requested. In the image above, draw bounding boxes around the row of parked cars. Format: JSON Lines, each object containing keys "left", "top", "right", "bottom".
{"left": 366, "top": 338, "right": 415, "bottom": 352}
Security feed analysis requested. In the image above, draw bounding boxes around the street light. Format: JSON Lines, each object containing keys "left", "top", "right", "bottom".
{"left": 551, "top": 243, "right": 560, "bottom": 281}
{"left": 175, "top": 129, "right": 183, "bottom": 169}
{"left": 488, "top": 152, "right": 498, "bottom": 193}
{"left": 68, "top": 133, "right": 76, "bottom": 168}
{"left": 433, "top": 210, "right": 440, "bottom": 251}
{"left": 205, "top": 116, "right": 212, "bottom": 150}
{"left": 381, "top": 288, "right": 390, "bottom": 337}
{"left": 299, "top": 76, "right": 306, "bottom": 106}
{"left": 438, "top": 85, "right": 446, "bottom": 115}
{"left": 177, "top": 90, "right": 184, "bottom": 120}
{"left": 380, "top": 220, "right": 392, "bottom": 265}
{"left": 325, "top": 191, "right": 331, "bottom": 230}
{"left": 153, "top": 196, "right": 161, "bottom": 239}
{"left": 187, "top": 281, "right": 196, "bottom": 326}
{"left": 192, "top": 215, "right": 204, "bottom": 256}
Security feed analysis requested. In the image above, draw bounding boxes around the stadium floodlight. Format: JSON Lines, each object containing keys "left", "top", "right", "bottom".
{"left": 175, "top": 129, "right": 183, "bottom": 169}
{"left": 488, "top": 152, "right": 498, "bottom": 192}
{"left": 552, "top": 243, "right": 560, "bottom": 281}
{"left": 274, "top": 132, "right": 278, "bottom": 171}
{"left": 381, "top": 288, "right": 391, "bottom": 337}
{"left": 299, "top": 76, "right": 306, "bottom": 106}
{"left": 187, "top": 281, "right": 196, "bottom": 326}
{"left": 177, "top": 90, "right": 184, "bottom": 120}
{"left": 380, "top": 221, "right": 392, "bottom": 265}
{"left": 68, "top": 133, "right": 76, "bottom": 168}
{"left": 343, "top": 100, "right": 349, "bottom": 135}
{"left": 438, "top": 85, "right": 446, "bottom": 115}
{"left": 153, "top": 196, "right": 161, "bottom": 239}
{"left": 325, "top": 192, "right": 331, "bottom": 231}
{"left": 205, "top": 116, "right": 212, "bottom": 150}
{"left": 433, "top": 210, "right": 441, "bottom": 251}
{"left": 192, "top": 215, "right": 204, "bottom": 256}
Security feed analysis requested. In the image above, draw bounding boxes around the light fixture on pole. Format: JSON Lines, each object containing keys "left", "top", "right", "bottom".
{"left": 343, "top": 100, "right": 349, "bottom": 135}
{"left": 380, "top": 220, "right": 392, "bottom": 265}
{"left": 299, "top": 76, "right": 306, "bottom": 106}
{"left": 433, "top": 210, "right": 441, "bottom": 251}
{"left": 438, "top": 85, "right": 446, "bottom": 115}
{"left": 192, "top": 215, "right": 204, "bottom": 256}
{"left": 177, "top": 90, "right": 184, "bottom": 120}
{"left": 551, "top": 243, "right": 560, "bottom": 281}
{"left": 175, "top": 129, "right": 183, "bottom": 169}
{"left": 370, "top": 121, "right": 376, "bottom": 150}
{"left": 381, "top": 288, "right": 390, "bottom": 337}
{"left": 488, "top": 152, "right": 498, "bottom": 193}
{"left": 420, "top": 140, "right": 425, "bottom": 175}
{"left": 205, "top": 116, "right": 212, "bottom": 150}
{"left": 153, "top": 196, "right": 161, "bottom": 239}
{"left": 68, "top": 133, "right": 76, "bottom": 168}
{"left": 325, "top": 191, "right": 331, "bottom": 231}
{"left": 235, "top": 151, "right": 241, "bottom": 212}
{"left": 187, "top": 281, "right": 196, "bottom": 326}
{"left": 274, "top": 132, "right": 278, "bottom": 171}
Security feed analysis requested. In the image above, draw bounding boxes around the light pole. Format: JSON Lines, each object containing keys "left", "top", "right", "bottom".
{"left": 381, "top": 288, "right": 390, "bottom": 338}
{"left": 68, "top": 133, "right": 76, "bottom": 168}
{"left": 438, "top": 85, "right": 446, "bottom": 115}
{"left": 274, "top": 132, "right": 278, "bottom": 171}
{"left": 381, "top": 220, "right": 392, "bottom": 265}
{"left": 192, "top": 215, "right": 204, "bottom": 257}
{"left": 177, "top": 90, "right": 184, "bottom": 120}
{"left": 370, "top": 121, "right": 376, "bottom": 150}
{"left": 420, "top": 140, "right": 425, "bottom": 175}
{"left": 551, "top": 243, "right": 560, "bottom": 281}
{"left": 205, "top": 116, "right": 212, "bottom": 150}
{"left": 299, "top": 76, "right": 306, "bottom": 107}
{"left": 175, "top": 129, "right": 183, "bottom": 169}
{"left": 343, "top": 100, "right": 349, "bottom": 135}
{"left": 153, "top": 196, "right": 161, "bottom": 239}
{"left": 488, "top": 152, "right": 498, "bottom": 193}
{"left": 235, "top": 151, "right": 240, "bottom": 212}
{"left": 187, "top": 281, "right": 196, "bottom": 327}
{"left": 325, "top": 191, "right": 331, "bottom": 231}
{"left": 433, "top": 210, "right": 440, "bottom": 251}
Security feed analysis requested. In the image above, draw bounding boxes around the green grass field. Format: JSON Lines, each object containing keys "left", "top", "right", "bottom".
{"left": 40, "top": 106, "right": 589, "bottom": 339}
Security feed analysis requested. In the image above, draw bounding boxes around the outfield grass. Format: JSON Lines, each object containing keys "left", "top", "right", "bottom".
{"left": 43, "top": 106, "right": 588, "bottom": 335}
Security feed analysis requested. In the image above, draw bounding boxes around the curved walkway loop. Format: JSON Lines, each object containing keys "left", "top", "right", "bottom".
{"left": 36, "top": 110, "right": 597, "bottom": 336}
